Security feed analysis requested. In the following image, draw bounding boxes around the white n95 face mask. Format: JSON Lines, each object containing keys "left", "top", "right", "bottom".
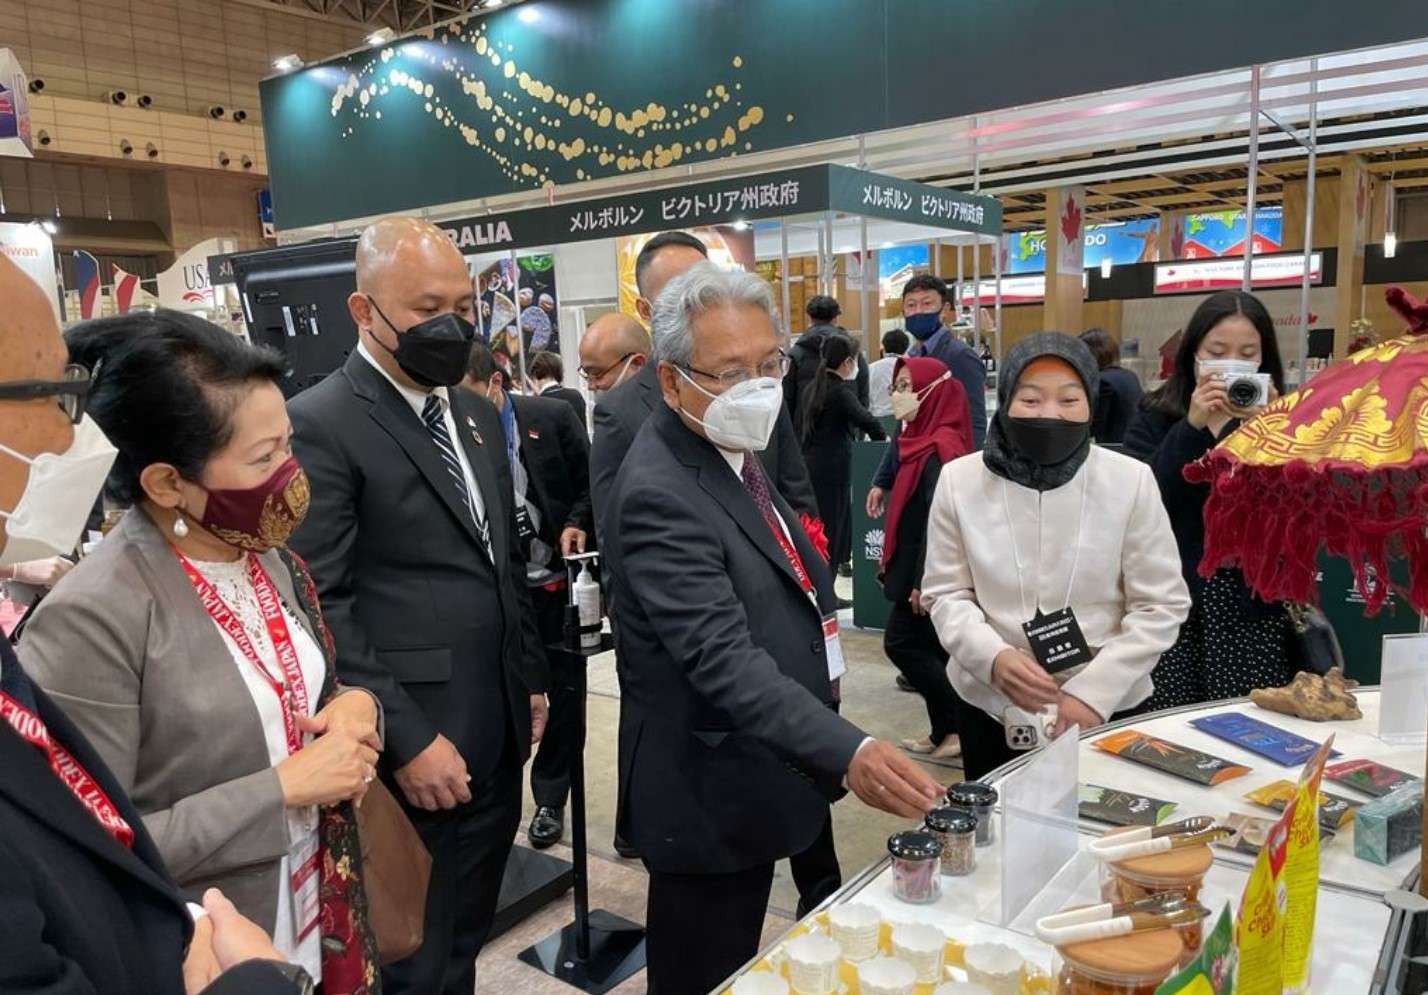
{"left": 677, "top": 370, "right": 784, "bottom": 452}
{"left": 0, "top": 415, "right": 117, "bottom": 566}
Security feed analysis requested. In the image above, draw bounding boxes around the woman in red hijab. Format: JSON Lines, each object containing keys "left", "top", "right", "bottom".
{"left": 878, "top": 356, "right": 973, "bottom": 760}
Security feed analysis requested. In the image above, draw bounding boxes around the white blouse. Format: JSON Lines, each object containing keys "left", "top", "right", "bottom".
{"left": 190, "top": 556, "right": 327, "bottom": 981}
{"left": 920, "top": 446, "right": 1191, "bottom": 724}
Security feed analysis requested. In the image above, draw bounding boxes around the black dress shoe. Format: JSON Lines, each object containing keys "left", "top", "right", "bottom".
{"left": 896, "top": 674, "right": 916, "bottom": 693}
{"left": 528, "top": 806, "right": 564, "bottom": 849}
{"left": 837, "top": 563, "right": 854, "bottom": 578}
{"left": 835, "top": 596, "right": 854, "bottom": 610}
{"left": 612, "top": 832, "right": 640, "bottom": 859}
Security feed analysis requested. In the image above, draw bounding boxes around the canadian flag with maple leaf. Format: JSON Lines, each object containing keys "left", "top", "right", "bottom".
{"left": 1055, "top": 186, "right": 1085, "bottom": 276}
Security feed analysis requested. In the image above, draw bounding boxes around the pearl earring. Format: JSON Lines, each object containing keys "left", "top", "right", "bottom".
{"left": 173, "top": 514, "right": 189, "bottom": 538}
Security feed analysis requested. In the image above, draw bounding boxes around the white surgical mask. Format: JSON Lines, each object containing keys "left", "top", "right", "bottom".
{"left": 676, "top": 369, "right": 783, "bottom": 452}
{"left": 0, "top": 415, "right": 117, "bottom": 566}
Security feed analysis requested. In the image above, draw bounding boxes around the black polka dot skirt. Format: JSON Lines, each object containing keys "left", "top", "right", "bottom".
{"left": 1146, "top": 567, "right": 1294, "bottom": 711}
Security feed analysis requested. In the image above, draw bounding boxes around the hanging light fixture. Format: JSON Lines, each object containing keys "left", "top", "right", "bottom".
{"left": 1100, "top": 256, "right": 1112, "bottom": 279}
{"left": 1384, "top": 178, "right": 1398, "bottom": 259}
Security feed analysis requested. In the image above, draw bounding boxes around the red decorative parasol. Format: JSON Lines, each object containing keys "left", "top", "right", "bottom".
{"left": 1188, "top": 287, "right": 1428, "bottom": 614}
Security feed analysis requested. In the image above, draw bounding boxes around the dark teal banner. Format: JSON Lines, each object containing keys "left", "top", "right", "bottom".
{"left": 260, "top": 0, "right": 1423, "bottom": 229}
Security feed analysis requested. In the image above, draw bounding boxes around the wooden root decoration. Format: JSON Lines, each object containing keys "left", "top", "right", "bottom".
{"left": 1248, "top": 667, "right": 1362, "bottom": 722}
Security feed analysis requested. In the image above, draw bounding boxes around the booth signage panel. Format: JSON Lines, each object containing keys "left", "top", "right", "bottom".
{"left": 1153, "top": 253, "right": 1322, "bottom": 294}
{"left": 827, "top": 166, "right": 1000, "bottom": 237}
{"left": 0, "top": 222, "right": 58, "bottom": 319}
{"left": 0, "top": 49, "right": 32, "bottom": 159}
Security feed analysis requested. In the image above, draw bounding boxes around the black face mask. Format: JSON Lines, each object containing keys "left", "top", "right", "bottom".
{"left": 1000, "top": 415, "right": 1090, "bottom": 467}
{"left": 367, "top": 296, "right": 476, "bottom": 388}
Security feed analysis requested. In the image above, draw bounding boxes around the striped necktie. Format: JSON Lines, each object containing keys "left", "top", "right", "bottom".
{"left": 422, "top": 394, "right": 492, "bottom": 556}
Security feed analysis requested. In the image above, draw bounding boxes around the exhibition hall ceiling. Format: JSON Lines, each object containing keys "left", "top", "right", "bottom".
{"left": 259, "top": 0, "right": 1428, "bottom": 230}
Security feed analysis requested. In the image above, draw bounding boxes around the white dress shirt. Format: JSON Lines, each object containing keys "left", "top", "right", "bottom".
{"left": 867, "top": 355, "right": 899, "bottom": 417}
{"left": 920, "top": 446, "right": 1191, "bottom": 723}
{"left": 357, "top": 341, "right": 488, "bottom": 531}
{"left": 190, "top": 555, "right": 326, "bottom": 980}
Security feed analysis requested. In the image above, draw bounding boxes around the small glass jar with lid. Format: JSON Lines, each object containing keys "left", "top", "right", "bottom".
{"left": 1053, "top": 925, "right": 1183, "bottom": 994}
{"left": 888, "top": 830, "right": 943, "bottom": 904}
{"left": 924, "top": 807, "right": 977, "bottom": 876}
{"left": 945, "top": 781, "right": 998, "bottom": 847}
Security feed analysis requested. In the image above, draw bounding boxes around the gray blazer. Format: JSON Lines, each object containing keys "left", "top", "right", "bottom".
{"left": 18, "top": 508, "right": 348, "bottom": 934}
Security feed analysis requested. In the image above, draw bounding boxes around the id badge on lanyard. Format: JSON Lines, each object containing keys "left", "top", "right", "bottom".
{"left": 822, "top": 613, "right": 846, "bottom": 681}
{"left": 289, "top": 828, "right": 321, "bottom": 940}
{"left": 1004, "top": 476, "right": 1093, "bottom": 677}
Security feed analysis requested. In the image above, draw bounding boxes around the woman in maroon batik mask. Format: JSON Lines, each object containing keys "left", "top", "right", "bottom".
{"left": 19, "top": 311, "right": 382, "bottom": 995}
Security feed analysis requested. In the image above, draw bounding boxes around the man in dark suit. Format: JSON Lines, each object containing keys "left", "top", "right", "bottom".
{"left": 605, "top": 262, "right": 942, "bottom": 994}
{"left": 866, "top": 273, "right": 987, "bottom": 521}
{"left": 590, "top": 231, "right": 820, "bottom": 868}
{"left": 592, "top": 232, "right": 818, "bottom": 538}
{"left": 288, "top": 217, "right": 549, "bottom": 995}
{"left": 0, "top": 254, "right": 307, "bottom": 995}
{"left": 463, "top": 340, "right": 593, "bottom": 850}
{"left": 527, "top": 349, "right": 587, "bottom": 427}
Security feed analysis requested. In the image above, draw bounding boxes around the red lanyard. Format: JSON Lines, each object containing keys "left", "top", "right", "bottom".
{"left": 176, "top": 551, "right": 310, "bottom": 756}
{"left": 0, "top": 690, "right": 135, "bottom": 849}
{"left": 763, "top": 511, "right": 813, "bottom": 595}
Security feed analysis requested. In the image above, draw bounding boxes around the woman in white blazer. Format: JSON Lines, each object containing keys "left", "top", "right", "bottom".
{"left": 921, "top": 333, "right": 1190, "bottom": 780}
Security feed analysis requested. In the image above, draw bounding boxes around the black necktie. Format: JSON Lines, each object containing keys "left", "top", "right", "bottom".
{"left": 422, "top": 394, "right": 492, "bottom": 556}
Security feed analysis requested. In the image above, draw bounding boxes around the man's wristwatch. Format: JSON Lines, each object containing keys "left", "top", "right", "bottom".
{"left": 263, "top": 960, "right": 316, "bottom": 995}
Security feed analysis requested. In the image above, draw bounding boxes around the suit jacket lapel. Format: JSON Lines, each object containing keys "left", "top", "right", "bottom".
{"left": 0, "top": 652, "right": 185, "bottom": 913}
{"left": 344, "top": 354, "right": 486, "bottom": 550}
{"left": 655, "top": 406, "right": 810, "bottom": 600}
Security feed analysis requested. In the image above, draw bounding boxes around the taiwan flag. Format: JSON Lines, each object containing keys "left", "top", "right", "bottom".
{"left": 73, "top": 250, "right": 101, "bottom": 319}
{"left": 112, "top": 264, "right": 141, "bottom": 314}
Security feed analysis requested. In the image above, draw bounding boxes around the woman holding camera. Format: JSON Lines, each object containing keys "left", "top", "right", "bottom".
{"left": 1124, "top": 290, "right": 1292, "bottom": 709}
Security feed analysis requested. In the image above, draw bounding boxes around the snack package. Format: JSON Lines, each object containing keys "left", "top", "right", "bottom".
{"left": 1078, "top": 784, "right": 1178, "bottom": 826}
{"left": 1243, "top": 779, "right": 1358, "bottom": 830}
{"left": 1353, "top": 781, "right": 1425, "bottom": 866}
{"left": 1282, "top": 736, "right": 1334, "bottom": 993}
{"left": 1324, "top": 758, "right": 1419, "bottom": 797}
{"left": 1234, "top": 799, "right": 1290, "bottom": 995}
{"left": 1154, "top": 903, "right": 1235, "bottom": 995}
{"left": 1092, "top": 729, "right": 1252, "bottom": 786}
{"left": 1189, "top": 713, "right": 1339, "bottom": 766}
{"left": 1216, "top": 813, "right": 1280, "bottom": 856}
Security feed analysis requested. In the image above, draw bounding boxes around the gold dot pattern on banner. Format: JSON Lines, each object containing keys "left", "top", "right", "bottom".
{"left": 327, "top": 28, "right": 783, "bottom": 187}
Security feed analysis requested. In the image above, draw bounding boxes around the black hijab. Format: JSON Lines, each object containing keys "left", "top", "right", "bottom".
{"left": 983, "top": 332, "right": 1099, "bottom": 491}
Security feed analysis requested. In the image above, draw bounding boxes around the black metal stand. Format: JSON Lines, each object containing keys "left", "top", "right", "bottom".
{"left": 518, "top": 634, "right": 646, "bottom": 993}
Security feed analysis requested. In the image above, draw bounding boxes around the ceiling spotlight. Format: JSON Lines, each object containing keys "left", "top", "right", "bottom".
{"left": 36, "top": 129, "right": 51, "bottom": 146}
{"left": 1384, "top": 231, "right": 1398, "bottom": 259}
{"left": 27, "top": 78, "right": 44, "bottom": 94}
{"left": 367, "top": 27, "right": 395, "bottom": 46}
{"left": 1100, "top": 256, "right": 1113, "bottom": 279}
{"left": 146, "top": 142, "right": 159, "bottom": 158}
{"left": 484, "top": 0, "right": 504, "bottom": 7}
{"left": 218, "top": 150, "right": 231, "bottom": 167}
{"left": 136, "top": 94, "right": 152, "bottom": 108}
{"left": 119, "top": 139, "right": 133, "bottom": 156}
{"left": 731, "top": 220, "right": 748, "bottom": 231}
{"left": 105, "top": 90, "right": 128, "bottom": 105}
{"left": 232, "top": 109, "right": 248, "bottom": 123}
{"left": 272, "top": 53, "right": 303, "bottom": 72}
{"left": 207, "top": 105, "right": 226, "bottom": 119}
{"left": 40, "top": 219, "right": 58, "bottom": 234}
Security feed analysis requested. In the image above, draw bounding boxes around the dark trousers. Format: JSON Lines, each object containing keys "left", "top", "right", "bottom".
{"left": 956, "top": 698, "right": 1025, "bottom": 783}
{"left": 381, "top": 747, "right": 522, "bottom": 995}
{"left": 646, "top": 862, "right": 775, "bottom": 995}
{"left": 790, "top": 809, "right": 841, "bottom": 918}
{"left": 529, "top": 585, "right": 578, "bottom": 808}
{"left": 883, "top": 601, "right": 961, "bottom": 742}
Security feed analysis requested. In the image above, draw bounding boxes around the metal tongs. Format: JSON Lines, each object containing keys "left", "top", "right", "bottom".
{"left": 1087, "top": 816, "right": 1231, "bottom": 863}
{"left": 1036, "top": 893, "right": 1210, "bottom": 945}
